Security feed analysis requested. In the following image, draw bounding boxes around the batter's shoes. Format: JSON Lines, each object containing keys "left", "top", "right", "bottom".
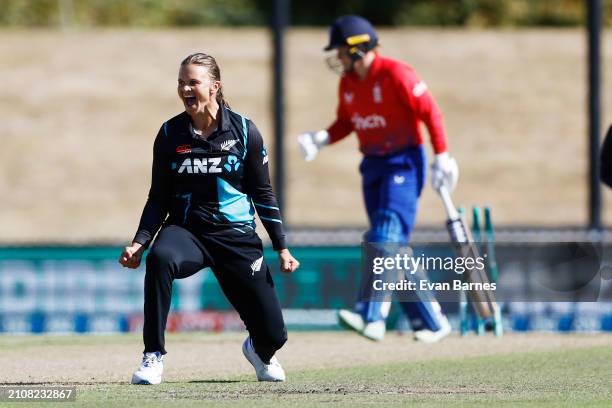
{"left": 413, "top": 315, "right": 452, "bottom": 344}
{"left": 131, "top": 351, "right": 164, "bottom": 385}
{"left": 362, "top": 320, "right": 386, "bottom": 341}
{"left": 337, "top": 309, "right": 385, "bottom": 341}
{"left": 242, "top": 337, "right": 286, "bottom": 382}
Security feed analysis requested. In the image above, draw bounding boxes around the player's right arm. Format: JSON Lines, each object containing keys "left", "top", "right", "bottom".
{"left": 297, "top": 80, "right": 353, "bottom": 161}
{"left": 326, "top": 81, "right": 354, "bottom": 143}
{"left": 119, "top": 125, "right": 172, "bottom": 269}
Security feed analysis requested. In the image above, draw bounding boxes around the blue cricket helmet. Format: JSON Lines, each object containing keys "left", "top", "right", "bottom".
{"left": 324, "top": 15, "right": 379, "bottom": 52}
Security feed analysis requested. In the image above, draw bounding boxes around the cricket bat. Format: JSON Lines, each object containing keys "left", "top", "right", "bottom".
{"left": 436, "top": 185, "right": 498, "bottom": 319}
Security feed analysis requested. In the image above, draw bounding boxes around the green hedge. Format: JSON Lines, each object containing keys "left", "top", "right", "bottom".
{"left": 0, "top": 0, "right": 265, "bottom": 27}
{"left": 0, "top": 0, "right": 610, "bottom": 27}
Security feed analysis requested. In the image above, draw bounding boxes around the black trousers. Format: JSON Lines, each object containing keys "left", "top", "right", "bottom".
{"left": 143, "top": 224, "right": 287, "bottom": 364}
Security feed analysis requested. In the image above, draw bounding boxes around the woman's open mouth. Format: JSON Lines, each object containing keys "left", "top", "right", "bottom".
{"left": 184, "top": 96, "right": 197, "bottom": 108}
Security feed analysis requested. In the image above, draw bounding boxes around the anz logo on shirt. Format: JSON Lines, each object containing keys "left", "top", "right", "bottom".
{"left": 175, "top": 155, "right": 241, "bottom": 174}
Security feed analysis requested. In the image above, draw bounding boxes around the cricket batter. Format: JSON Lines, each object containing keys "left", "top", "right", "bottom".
{"left": 298, "top": 15, "right": 459, "bottom": 342}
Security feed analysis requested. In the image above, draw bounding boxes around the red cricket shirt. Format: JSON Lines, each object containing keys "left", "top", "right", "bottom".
{"left": 327, "top": 54, "right": 447, "bottom": 157}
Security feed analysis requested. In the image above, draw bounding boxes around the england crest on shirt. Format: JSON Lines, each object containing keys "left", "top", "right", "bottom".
{"left": 373, "top": 83, "right": 382, "bottom": 103}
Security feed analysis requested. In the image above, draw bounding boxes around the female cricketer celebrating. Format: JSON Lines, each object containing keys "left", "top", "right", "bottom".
{"left": 298, "top": 16, "right": 458, "bottom": 342}
{"left": 119, "top": 53, "right": 299, "bottom": 384}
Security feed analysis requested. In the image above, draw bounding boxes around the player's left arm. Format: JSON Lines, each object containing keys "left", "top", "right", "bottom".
{"left": 396, "top": 66, "right": 459, "bottom": 192}
{"left": 243, "top": 121, "right": 285, "bottom": 250}
{"left": 395, "top": 66, "right": 446, "bottom": 154}
{"left": 243, "top": 121, "right": 300, "bottom": 272}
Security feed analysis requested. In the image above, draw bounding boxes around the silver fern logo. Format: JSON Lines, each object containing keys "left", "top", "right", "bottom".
{"left": 250, "top": 256, "right": 263, "bottom": 275}
{"left": 221, "top": 139, "right": 238, "bottom": 151}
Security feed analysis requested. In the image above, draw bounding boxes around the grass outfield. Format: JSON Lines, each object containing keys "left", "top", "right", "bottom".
{"left": 69, "top": 347, "right": 612, "bottom": 407}
{"left": 1, "top": 332, "right": 611, "bottom": 407}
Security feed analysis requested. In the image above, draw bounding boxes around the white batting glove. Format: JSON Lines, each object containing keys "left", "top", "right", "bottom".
{"left": 297, "top": 130, "right": 329, "bottom": 161}
{"left": 431, "top": 152, "right": 459, "bottom": 193}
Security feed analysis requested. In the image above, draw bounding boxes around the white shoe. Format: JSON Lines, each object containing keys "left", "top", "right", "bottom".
{"left": 242, "top": 337, "right": 286, "bottom": 382}
{"left": 337, "top": 309, "right": 365, "bottom": 332}
{"left": 414, "top": 315, "right": 452, "bottom": 344}
{"left": 338, "top": 309, "right": 385, "bottom": 341}
{"left": 131, "top": 352, "right": 164, "bottom": 385}
{"left": 362, "top": 320, "right": 386, "bottom": 341}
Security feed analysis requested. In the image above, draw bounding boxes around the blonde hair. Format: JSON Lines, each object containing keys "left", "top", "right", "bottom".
{"left": 180, "top": 53, "right": 229, "bottom": 108}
